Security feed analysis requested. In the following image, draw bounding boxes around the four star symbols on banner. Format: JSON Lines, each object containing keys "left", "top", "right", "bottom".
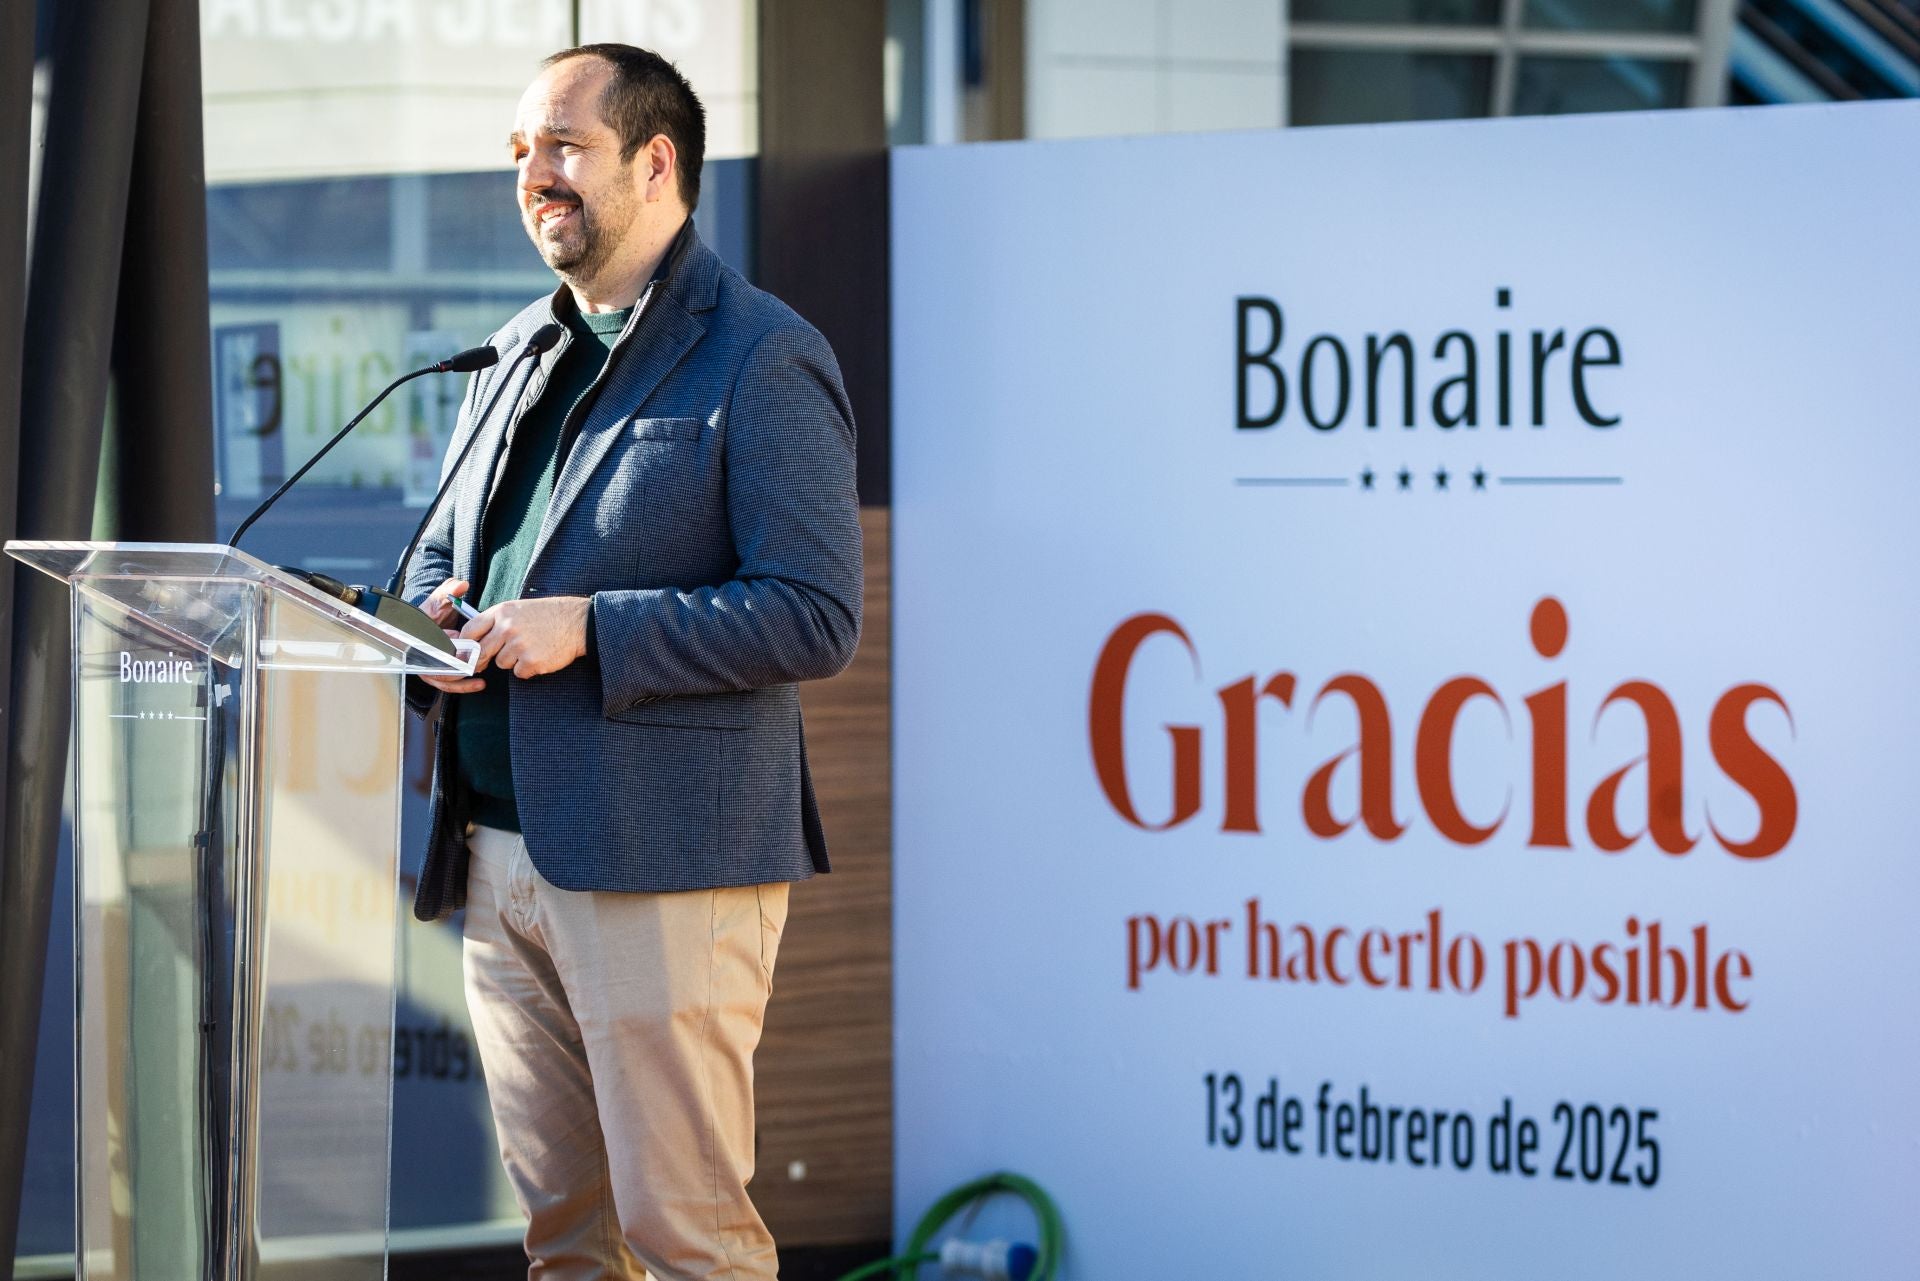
{"left": 1360, "top": 466, "right": 1489, "bottom": 491}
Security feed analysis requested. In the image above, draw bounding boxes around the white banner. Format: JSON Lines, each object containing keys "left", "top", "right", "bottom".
{"left": 201, "top": 0, "right": 755, "bottom": 183}
{"left": 892, "top": 102, "right": 1920, "bottom": 1276}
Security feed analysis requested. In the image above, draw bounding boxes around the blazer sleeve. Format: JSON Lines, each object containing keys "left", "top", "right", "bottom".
{"left": 589, "top": 323, "right": 863, "bottom": 711}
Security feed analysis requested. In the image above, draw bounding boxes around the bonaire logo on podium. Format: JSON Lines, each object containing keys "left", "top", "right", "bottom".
{"left": 112, "top": 651, "right": 208, "bottom": 723}
{"left": 1088, "top": 597, "right": 1794, "bottom": 860}
{"left": 120, "top": 650, "right": 198, "bottom": 684}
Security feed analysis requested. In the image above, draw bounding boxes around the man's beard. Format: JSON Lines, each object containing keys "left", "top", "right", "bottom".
{"left": 527, "top": 197, "right": 613, "bottom": 281}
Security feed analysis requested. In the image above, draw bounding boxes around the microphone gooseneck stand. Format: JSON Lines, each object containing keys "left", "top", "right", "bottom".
{"left": 226, "top": 344, "right": 499, "bottom": 550}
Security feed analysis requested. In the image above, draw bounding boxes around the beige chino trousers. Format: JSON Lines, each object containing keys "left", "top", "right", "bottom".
{"left": 462, "top": 824, "right": 788, "bottom": 1280}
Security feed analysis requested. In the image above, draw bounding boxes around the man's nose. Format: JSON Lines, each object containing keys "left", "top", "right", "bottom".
{"left": 520, "top": 149, "right": 562, "bottom": 193}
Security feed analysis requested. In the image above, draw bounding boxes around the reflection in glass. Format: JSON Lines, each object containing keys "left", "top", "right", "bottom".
{"left": 72, "top": 592, "right": 219, "bottom": 1280}
{"left": 1513, "top": 56, "right": 1691, "bottom": 115}
{"left": 1291, "top": 50, "right": 1495, "bottom": 125}
{"left": 209, "top": 180, "right": 394, "bottom": 272}
{"left": 1525, "top": 0, "right": 1698, "bottom": 33}
{"left": 886, "top": 0, "right": 928, "bottom": 145}
{"left": 1294, "top": 0, "right": 1501, "bottom": 23}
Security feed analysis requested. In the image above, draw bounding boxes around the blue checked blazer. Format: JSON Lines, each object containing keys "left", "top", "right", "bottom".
{"left": 402, "top": 224, "right": 862, "bottom": 922}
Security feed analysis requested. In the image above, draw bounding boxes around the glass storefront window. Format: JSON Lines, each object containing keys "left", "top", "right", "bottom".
{"left": 208, "top": 171, "right": 548, "bottom": 527}
{"left": 1293, "top": 0, "right": 1503, "bottom": 25}
{"left": 1292, "top": 49, "right": 1496, "bottom": 125}
{"left": 1524, "top": 0, "right": 1699, "bottom": 33}
{"left": 1512, "top": 55, "right": 1691, "bottom": 114}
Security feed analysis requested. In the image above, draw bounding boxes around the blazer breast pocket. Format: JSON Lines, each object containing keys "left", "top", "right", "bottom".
{"left": 629, "top": 415, "right": 703, "bottom": 442}
{"left": 606, "top": 692, "right": 751, "bottom": 729}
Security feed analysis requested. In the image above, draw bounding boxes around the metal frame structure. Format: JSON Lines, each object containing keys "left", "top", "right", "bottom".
{"left": 1291, "top": 0, "right": 1743, "bottom": 113}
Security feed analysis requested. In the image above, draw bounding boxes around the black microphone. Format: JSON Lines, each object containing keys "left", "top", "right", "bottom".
{"left": 227, "top": 344, "right": 500, "bottom": 548}
{"left": 386, "top": 322, "right": 565, "bottom": 601}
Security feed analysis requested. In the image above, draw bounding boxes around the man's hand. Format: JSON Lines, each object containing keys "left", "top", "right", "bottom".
{"left": 419, "top": 578, "right": 485, "bottom": 694}
{"left": 461, "top": 596, "right": 591, "bottom": 679}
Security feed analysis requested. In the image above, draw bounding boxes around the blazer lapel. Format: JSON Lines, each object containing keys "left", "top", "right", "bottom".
{"left": 528, "top": 293, "right": 706, "bottom": 572}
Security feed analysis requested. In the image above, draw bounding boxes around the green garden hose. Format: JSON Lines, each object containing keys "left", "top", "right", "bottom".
{"left": 834, "top": 1172, "right": 1064, "bottom": 1281}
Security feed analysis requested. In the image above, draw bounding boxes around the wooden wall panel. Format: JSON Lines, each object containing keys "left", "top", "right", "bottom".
{"left": 756, "top": 506, "right": 891, "bottom": 1247}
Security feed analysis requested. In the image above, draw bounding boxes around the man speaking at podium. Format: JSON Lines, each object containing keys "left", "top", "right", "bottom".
{"left": 399, "top": 43, "right": 861, "bottom": 1280}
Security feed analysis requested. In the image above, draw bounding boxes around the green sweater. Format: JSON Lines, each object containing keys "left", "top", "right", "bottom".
{"left": 458, "top": 304, "right": 631, "bottom": 831}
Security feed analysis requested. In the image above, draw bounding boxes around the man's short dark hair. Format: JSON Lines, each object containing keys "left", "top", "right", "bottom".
{"left": 544, "top": 43, "right": 706, "bottom": 211}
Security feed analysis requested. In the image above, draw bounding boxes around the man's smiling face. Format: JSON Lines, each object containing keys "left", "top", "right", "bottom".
{"left": 510, "top": 57, "right": 641, "bottom": 284}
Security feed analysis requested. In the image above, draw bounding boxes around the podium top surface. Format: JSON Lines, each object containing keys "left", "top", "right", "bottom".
{"left": 5, "top": 540, "right": 472, "bottom": 676}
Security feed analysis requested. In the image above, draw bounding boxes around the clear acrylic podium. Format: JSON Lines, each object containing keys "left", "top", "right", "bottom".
{"left": 5, "top": 542, "right": 473, "bottom": 1281}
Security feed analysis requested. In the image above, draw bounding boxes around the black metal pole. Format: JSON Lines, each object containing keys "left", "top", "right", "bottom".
{"left": 0, "top": 0, "right": 152, "bottom": 1273}
{"left": 0, "top": 0, "right": 42, "bottom": 1273}
{"left": 0, "top": 0, "right": 37, "bottom": 876}
{"left": 111, "top": 0, "right": 215, "bottom": 544}
{"left": 115, "top": 7, "right": 221, "bottom": 1270}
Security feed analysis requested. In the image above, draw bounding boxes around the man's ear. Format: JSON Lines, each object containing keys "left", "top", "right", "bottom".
{"left": 643, "top": 134, "right": 679, "bottom": 205}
